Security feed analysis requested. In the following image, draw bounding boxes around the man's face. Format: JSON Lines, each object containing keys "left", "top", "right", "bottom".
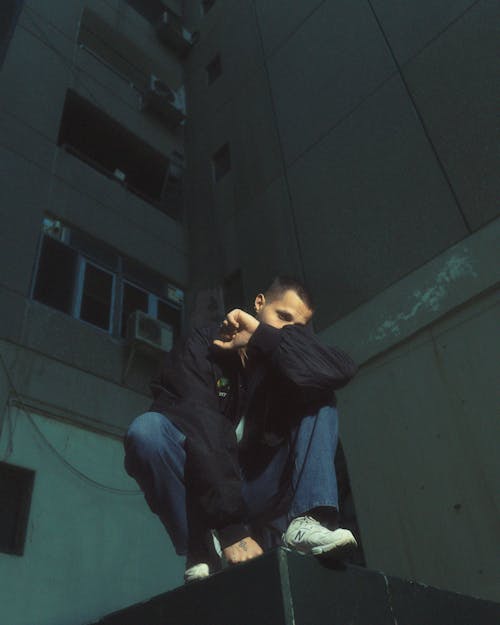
{"left": 254, "top": 289, "right": 313, "bottom": 329}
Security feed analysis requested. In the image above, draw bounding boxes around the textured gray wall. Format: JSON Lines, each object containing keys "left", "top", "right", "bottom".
{"left": 184, "top": 0, "right": 498, "bottom": 325}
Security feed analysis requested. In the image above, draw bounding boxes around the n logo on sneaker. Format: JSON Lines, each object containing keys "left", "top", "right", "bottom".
{"left": 294, "top": 530, "right": 306, "bottom": 542}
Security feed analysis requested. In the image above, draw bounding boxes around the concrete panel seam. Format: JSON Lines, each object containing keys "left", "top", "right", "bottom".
{"left": 253, "top": 2, "right": 307, "bottom": 285}
{"left": 366, "top": 0, "right": 472, "bottom": 233}
{"left": 398, "top": 0, "right": 482, "bottom": 70}
{"left": 383, "top": 574, "right": 400, "bottom": 625}
{"left": 278, "top": 549, "right": 296, "bottom": 625}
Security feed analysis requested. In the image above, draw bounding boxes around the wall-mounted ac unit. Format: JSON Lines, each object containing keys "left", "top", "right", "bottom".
{"left": 156, "top": 11, "right": 199, "bottom": 56}
{"left": 141, "top": 76, "right": 186, "bottom": 127}
{"left": 168, "top": 152, "right": 184, "bottom": 181}
{"left": 182, "top": 27, "right": 199, "bottom": 46}
{"left": 127, "top": 311, "right": 174, "bottom": 353}
{"left": 148, "top": 74, "right": 175, "bottom": 102}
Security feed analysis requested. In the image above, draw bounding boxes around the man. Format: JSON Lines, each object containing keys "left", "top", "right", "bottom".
{"left": 124, "top": 276, "right": 358, "bottom": 582}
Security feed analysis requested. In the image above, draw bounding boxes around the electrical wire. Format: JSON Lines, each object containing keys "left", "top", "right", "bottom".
{"left": 0, "top": 349, "right": 141, "bottom": 495}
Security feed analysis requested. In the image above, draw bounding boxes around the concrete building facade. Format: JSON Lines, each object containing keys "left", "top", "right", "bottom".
{"left": 0, "top": 1, "right": 189, "bottom": 623}
{"left": 0, "top": 1, "right": 498, "bottom": 624}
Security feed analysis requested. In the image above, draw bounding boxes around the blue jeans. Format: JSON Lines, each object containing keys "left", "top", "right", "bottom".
{"left": 124, "top": 406, "right": 339, "bottom": 556}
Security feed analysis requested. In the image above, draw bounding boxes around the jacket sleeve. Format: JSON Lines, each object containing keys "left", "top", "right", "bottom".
{"left": 151, "top": 326, "right": 249, "bottom": 548}
{"left": 247, "top": 322, "right": 358, "bottom": 393}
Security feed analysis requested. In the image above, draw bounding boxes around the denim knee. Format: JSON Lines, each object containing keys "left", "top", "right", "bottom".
{"left": 126, "top": 412, "right": 165, "bottom": 450}
{"left": 125, "top": 411, "right": 185, "bottom": 457}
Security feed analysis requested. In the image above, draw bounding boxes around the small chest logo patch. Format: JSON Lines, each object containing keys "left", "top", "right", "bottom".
{"left": 216, "top": 377, "right": 231, "bottom": 399}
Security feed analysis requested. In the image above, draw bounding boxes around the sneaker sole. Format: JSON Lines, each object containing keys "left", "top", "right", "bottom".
{"left": 184, "top": 563, "right": 210, "bottom": 584}
{"left": 311, "top": 532, "right": 358, "bottom": 558}
{"left": 284, "top": 530, "right": 358, "bottom": 559}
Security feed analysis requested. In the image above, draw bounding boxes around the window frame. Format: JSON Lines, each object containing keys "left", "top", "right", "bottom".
{"left": 73, "top": 257, "right": 117, "bottom": 334}
{"left": 31, "top": 220, "right": 183, "bottom": 342}
{"left": 0, "top": 0, "right": 24, "bottom": 69}
{"left": 201, "top": 0, "right": 216, "bottom": 16}
{"left": 212, "top": 142, "right": 231, "bottom": 182}
{"left": 120, "top": 278, "right": 173, "bottom": 338}
{"left": 0, "top": 461, "right": 35, "bottom": 557}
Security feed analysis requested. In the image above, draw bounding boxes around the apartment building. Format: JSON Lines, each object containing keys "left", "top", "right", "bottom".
{"left": 0, "top": 1, "right": 192, "bottom": 623}
{"left": 0, "top": 1, "right": 498, "bottom": 624}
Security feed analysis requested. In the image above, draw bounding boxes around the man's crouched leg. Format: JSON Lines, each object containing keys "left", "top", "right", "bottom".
{"left": 124, "top": 411, "right": 220, "bottom": 582}
{"left": 282, "top": 405, "right": 357, "bottom": 557}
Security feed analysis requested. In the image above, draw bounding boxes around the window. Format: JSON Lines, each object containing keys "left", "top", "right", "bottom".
{"left": 58, "top": 90, "right": 182, "bottom": 219}
{"left": 78, "top": 7, "right": 167, "bottom": 91}
{"left": 223, "top": 270, "right": 244, "bottom": 311}
{"left": 77, "top": 260, "right": 115, "bottom": 332}
{"left": 206, "top": 54, "right": 222, "bottom": 85}
{"left": 0, "top": 0, "right": 23, "bottom": 68}
{"left": 201, "top": 0, "right": 216, "bottom": 15}
{"left": 0, "top": 462, "right": 35, "bottom": 556}
{"left": 32, "top": 217, "right": 183, "bottom": 342}
{"left": 126, "top": 0, "right": 166, "bottom": 24}
{"left": 212, "top": 143, "right": 231, "bottom": 182}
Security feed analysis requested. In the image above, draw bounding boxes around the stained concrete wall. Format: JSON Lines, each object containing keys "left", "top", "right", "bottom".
{"left": 0, "top": 407, "right": 183, "bottom": 625}
{"left": 321, "top": 220, "right": 500, "bottom": 601}
{"left": 182, "top": 0, "right": 499, "bottom": 603}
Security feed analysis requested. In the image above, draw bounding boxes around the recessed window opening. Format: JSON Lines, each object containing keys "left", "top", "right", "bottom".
{"left": 76, "top": 259, "right": 115, "bottom": 332}
{"left": 223, "top": 269, "right": 244, "bottom": 312}
{"left": 126, "top": 0, "right": 166, "bottom": 23}
{"left": 0, "top": 462, "right": 35, "bottom": 556}
{"left": 212, "top": 143, "right": 231, "bottom": 182}
{"left": 58, "top": 90, "right": 169, "bottom": 209}
{"left": 201, "top": 0, "right": 216, "bottom": 15}
{"left": 32, "top": 217, "right": 184, "bottom": 341}
{"left": 206, "top": 54, "right": 222, "bottom": 85}
{"left": 0, "top": 0, "right": 23, "bottom": 68}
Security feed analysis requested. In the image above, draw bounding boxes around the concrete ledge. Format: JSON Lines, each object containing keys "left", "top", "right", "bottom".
{"left": 89, "top": 548, "right": 499, "bottom": 625}
{"left": 319, "top": 217, "right": 499, "bottom": 364}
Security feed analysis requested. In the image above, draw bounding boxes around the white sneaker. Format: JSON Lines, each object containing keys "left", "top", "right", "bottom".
{"left": 282, "top": 515, "right": 357, "bottom": 557}
{"left": 184, "top": 563, "right": 210, "bottom": 583}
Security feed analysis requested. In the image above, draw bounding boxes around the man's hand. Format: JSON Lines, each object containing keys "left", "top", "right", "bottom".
{"left": 213, "top": 309, "right": 260, "bottom": 351}
{"left": 222, "top": 537, "right": 263, "bottom": 564}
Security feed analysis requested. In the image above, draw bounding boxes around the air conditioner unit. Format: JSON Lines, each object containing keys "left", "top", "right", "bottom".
{"left": 142, "top": 76, "right": 186, "bottom": 126}
{"left": 156, "top": 11, "right": 198, "bottom": 55}
{"left": 182, "top": 27, "right": 198, "bottom": 46}
{"left": 113, "top": 168, "right": 126, "bottom": 182}
{"left": 171, "top": 84, "right": 186, "bottom": 115}
{"left": 149, "top": 74, "right": 175, "bottom": 102}
{"left": 169, "top": 151, "right": 184, "bottom": 178}
{"left": 127, "top": 311, "right": 173, "bottom": 353}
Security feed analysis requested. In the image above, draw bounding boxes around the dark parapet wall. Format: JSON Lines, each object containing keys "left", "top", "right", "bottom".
{"left": 90, "top": 548, "right": 500, "bottom": 625}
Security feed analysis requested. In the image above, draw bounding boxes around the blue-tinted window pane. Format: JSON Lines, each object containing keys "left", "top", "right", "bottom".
{"left": 80, "top": 263, "right": 113, "bottom": 331}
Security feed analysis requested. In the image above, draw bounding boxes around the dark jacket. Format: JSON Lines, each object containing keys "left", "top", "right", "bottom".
{"left": 150, "top": 321, "right": 357, "bottom": 548}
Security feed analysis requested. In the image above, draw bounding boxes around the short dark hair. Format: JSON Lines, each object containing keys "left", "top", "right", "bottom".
{"left": 264, "top": 275, "right": 315, "bottom": 311}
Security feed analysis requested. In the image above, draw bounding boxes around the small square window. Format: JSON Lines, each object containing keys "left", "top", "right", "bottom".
{"left": 223, "top": 270, "right": 244, "bottom": 311}
{"left": 212, "top": 143, "right": 231, "bottom": 182}
{"left": 206, "top": 54, "right": 222, "bottom": 85}
{"left": 0, "top": 462, "right": 35, "bottom": 556}
{"left": 201, "top": 0, "right": 215, "bottom": 15}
